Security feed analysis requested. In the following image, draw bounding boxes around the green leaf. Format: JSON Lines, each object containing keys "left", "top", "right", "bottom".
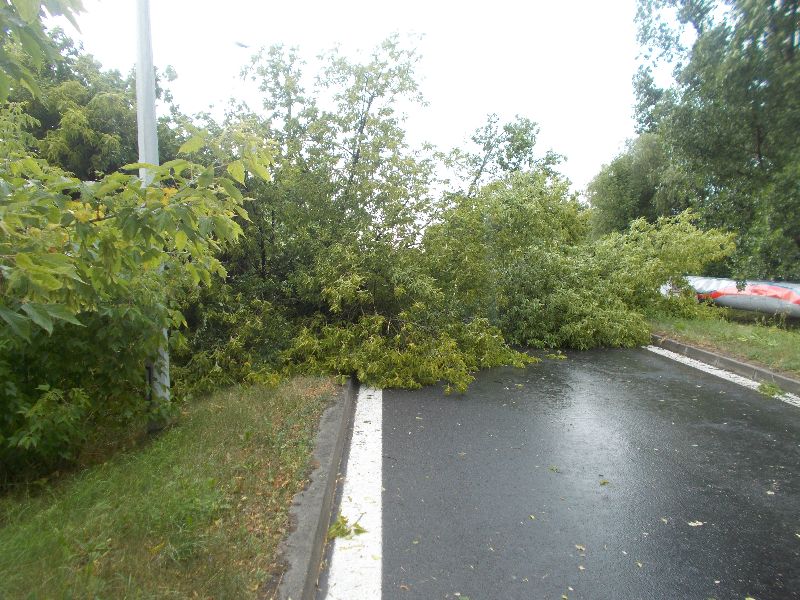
{"left": 227, "top": 160, "right": 245, "bottom": 185}
{"left": 35, "top": 253, "right": 81, "bottom": 280}
{"left": 29, "top": 270, "right": 64, "bottom": 291}
{"left": 17, "top": 28, "right": 45, "bottom": 68}
{"left": 212, "top": 215, "right": 235, "bottom": 240}
{"left": 14, "top": 253, "right": 64, "bottom": 291}
{"left": 244, "top": 158, "right": 271, "bottom": 182}
{"left": 20, "top": 157, "right": 43, "bottom": 177}
{"left": 218, "top": 177, "right": 243, "bottom": 201}
{"left": 197, "top": 165, "right": 215, "bottom": 188}
{"left": 185, "top": 263, "right": 201, "bottom": 286}
{"left": 44, "top": 304, "right": 83, "bottom": 327}
{"left": 178, "top": 135, "right": 206, "bottom": 155}
{"left": 17, "top": 68, "right": 41, "bottom": 97}
{"left": 172, "top": 309, "right": 187, "bottom": 328}
{"left": 174, "top": 230, "right": 188, "bottom": 251}
{"left": 11, "top": 0, "right": 41, "bottom": 23}
{"left": 21, "top": 303, "right": 53, "bottom": 334}
{"left": 0, "top": 306, "right": 31, "bottom": 341}
{"left": 233, "top": 204, "right": 250, "bottom": 221}
{"left": 160, "top": 159, "right": 192, "bottom": 175}
{"left": 43, "top": 0, "right": 82, "bottom": 30}
{"left": 121, "top": 162, "right": 156, "bottom": 172}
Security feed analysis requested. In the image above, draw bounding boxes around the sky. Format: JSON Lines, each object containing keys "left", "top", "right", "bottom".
{"left": 53, "top": 0, "right": 642, "bottom": 195}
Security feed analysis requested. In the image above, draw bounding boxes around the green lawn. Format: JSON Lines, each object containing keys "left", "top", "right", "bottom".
{"left": 0, "top": 377, "right": 335, "bottom": 599}
{"left": 650, "top": 313, "right": 800, "bottom": 379}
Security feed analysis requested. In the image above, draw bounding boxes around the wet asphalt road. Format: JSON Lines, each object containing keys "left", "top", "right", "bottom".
{"left": 378, "top": 348, "right": 800, "bottom": 600}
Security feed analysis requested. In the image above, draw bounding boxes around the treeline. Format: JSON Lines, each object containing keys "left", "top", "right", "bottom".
{"left": 589, "top": 0, "right": 800, "bottom": 280}
{"left": 1, "top": 2, "right": 732, "bottom": 478}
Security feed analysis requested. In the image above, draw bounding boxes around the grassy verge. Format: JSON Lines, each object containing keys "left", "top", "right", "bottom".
{"left": 649, "top": 313, "right": 800, "bottom": 379}
{"left": 0, "top": 377, "right": 335, "bottom": 599}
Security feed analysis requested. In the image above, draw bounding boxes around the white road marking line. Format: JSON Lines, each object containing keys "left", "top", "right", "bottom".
{"left": 324, "top": 386, "right": 383, "bottom": 600}
{"left": 645, "top": 345, "right": 800, "bottom": 408}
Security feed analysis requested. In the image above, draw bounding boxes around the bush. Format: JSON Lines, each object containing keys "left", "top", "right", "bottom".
{"left": 171, "top": 285, "right": 294, "bottom": 397}
{"left": 285, "top": 312, "right": 535, "bottom": 393}
{"left": 0, "top": 308, "right": 161, "bottom": 480}
{"left": 0, "top": 97, "right": 266, "bottom": 479}
{"left": 425, "top": 172, "right": 735, "bottom": 351}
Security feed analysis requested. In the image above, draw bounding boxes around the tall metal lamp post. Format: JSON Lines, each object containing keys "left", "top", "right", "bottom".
{"left": 136, "top": 0, "right": 170, "bottom": 408}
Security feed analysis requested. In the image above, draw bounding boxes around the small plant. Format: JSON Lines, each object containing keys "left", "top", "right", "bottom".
{"left": 327, "top": 514, "right": 367, "bottom": 541}
{"left": 758, "top": 382, "right": 783, "bottom": 398}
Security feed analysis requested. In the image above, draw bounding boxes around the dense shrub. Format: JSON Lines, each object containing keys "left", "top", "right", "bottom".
{"left": 0, "top": 101, "right": 265, "bottom": 478}
{"left": 171, "top": 285, "right": 293, "bottom": 398}
{"left": 286, "top": 313, "right": 535, "bottom": 393}
{"left": 425, "top": 172, "right": 734, "bottom": 351}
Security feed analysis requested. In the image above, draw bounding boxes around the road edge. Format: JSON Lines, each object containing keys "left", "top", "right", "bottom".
{"left": 650, "top": 333, "right": 800, "bottom": 396}
{"left": 276, "top": 379, "right": 357, "bottom": 600}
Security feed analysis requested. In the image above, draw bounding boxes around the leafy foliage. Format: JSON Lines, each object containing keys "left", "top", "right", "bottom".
{"left": 592, "top": 0, "right": 800, "bottom": 279}
{"left": 179, "top": 36, "right": 736, "bottom": 393}
{"left": 0, "top": 103, "right": 252, "bottom": 339}
{"left": 447, "top": 113, "right": 562, "bottom": 197}
{"left": 0, "top": 20, "right": 739, "bottom": 479}
{"left": 328, "top": 514, "right": 367, "bottom": 540}
{"left": 7, "top": 28, "right": 183, "bottom": 179}
{"left": 0, "top": 101, "right": 267, "bottom": 475}
{"left": 171, "top": 286, "right": 291, "bottom": 398}
{"left": 286, "top": 314, "right": 533, "bottom": 394}
{"left": 587, "top": 133, "right": 680, "bottom": 236}
{"left": 0, "top": 0, "right": 83, "bottom": 100}
{"left": 177, "top": 37, "right": 540, "bottom": 394}
{"left": 426, "top": 172, "right": 734, "bottom": 350}
{"left": 0, "top": 10, "right": 274, "bottom": 475}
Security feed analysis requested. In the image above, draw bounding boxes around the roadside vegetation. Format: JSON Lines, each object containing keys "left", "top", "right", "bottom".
{"left": 1, "top": 0, "right": 740, "bottom": 483}
{"left": 650, "top": 312, "right": 800, "bottom": 379}
{"left": 590, "top": 0, "right": 800, "bottom": 378}
{"left": 589, "top": 0, "right": 800, "bottom": 281}
{"left": 0, "top": 378, "right": 334, "bottom": 598}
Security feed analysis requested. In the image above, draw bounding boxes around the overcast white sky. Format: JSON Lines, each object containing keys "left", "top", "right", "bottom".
{"left": 54, "top": 0, "right": 641, "bottom": 194}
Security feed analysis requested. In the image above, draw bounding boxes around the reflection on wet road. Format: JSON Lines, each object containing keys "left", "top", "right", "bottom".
{"left": 380, "top": 348, "right": 800, "bottom": 600}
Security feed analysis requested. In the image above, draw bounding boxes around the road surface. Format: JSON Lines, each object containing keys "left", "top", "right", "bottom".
{"left": 319, "top": 347, "right": 800, "bottom": 600}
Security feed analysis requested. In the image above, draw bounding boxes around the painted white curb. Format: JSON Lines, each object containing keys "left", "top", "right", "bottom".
{"left": 323, "top": 386, "right": 383, "bottom": 599}
{"left": 646, "top": 345, "right": 800, "bottom": 409}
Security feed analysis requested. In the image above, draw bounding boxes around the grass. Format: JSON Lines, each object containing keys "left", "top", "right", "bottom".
{"left": 650, "top": 312, "right": 800, "bottom": 379}
{"left": 0, "top": 376, "right": 335, "bottom": 599}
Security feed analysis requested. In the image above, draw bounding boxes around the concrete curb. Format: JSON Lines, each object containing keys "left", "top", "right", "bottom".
{"left": 650, "top": 334, "right": 800, "bottom": 396}
{"left": 275, "top": 379, "right": 357, "bottom": 600}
